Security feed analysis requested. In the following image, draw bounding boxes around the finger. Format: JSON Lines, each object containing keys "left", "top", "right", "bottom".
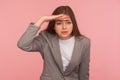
{"left": 53, "top": 14, "right": 64, "bottom": 19}
{"left": 55, "top": 16, "right": 70, "bottom": 21}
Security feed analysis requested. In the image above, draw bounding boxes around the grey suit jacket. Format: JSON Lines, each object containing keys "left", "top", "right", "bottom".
{"left": 17, "top": 23, "right": 91, "bottom": 80}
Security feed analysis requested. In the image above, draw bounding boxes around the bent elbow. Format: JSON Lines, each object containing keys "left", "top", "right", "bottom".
{"left": 17, "top": 41, "right": 32, "bottom": 52}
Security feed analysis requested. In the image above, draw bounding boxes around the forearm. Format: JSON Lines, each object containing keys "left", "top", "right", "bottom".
{"left": 34, "top": 17, "right": 45, "bottom": 27}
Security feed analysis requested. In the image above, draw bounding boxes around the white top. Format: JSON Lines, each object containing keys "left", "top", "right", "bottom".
{"left": 59, "top": 36, "right": 75, "bottom": 71}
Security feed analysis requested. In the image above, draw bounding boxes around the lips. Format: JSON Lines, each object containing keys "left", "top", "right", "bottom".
{"left": 61, "top": 31, "right": 68, "bottom": 34}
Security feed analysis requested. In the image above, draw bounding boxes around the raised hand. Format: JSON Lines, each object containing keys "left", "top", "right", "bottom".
{"left": 34, "top": 14, "right": 65, "bottom": 27}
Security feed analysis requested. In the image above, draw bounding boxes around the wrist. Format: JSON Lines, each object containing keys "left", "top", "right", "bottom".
{"left": 34, "top": 18, "right": 45, "bottom": 27}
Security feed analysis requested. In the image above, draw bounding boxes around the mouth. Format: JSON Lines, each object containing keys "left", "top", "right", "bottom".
{"left": 61, "top": 31, "right": 68, "bottom": 35}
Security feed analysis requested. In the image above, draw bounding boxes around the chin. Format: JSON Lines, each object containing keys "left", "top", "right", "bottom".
{"left": 60, "top": 36, "right": 71, "bottom": 40}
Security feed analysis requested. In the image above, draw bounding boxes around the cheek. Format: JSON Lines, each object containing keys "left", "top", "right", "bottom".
{"left": 68, "top": 26, "right": 73, "bottom": 32}
{"left": 54, "top": 26, "right": 61, "bottom": 33}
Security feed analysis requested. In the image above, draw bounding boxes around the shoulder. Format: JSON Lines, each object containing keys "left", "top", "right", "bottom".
{"left": 77, "top": 35, "right": 91, "bottom": 46}
{"left": 38, "top": 30, "right": 56, "bottom": 40}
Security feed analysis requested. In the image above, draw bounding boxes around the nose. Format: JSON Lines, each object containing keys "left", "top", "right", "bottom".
{"left": 62, "top": 22, "right": 67, "bottom": 29}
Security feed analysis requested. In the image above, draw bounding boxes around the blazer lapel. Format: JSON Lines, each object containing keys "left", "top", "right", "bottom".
{"left": 51, "top": 35, "right": 84, "bottom": 75}
{"left": 51, "top": 36, "right": 64, "bottom": 74}
{"left": 63, "top": 36, "right": 84, "bottom": 75}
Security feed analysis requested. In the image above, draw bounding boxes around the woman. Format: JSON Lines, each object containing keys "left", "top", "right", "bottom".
{"left": 17, "top": 5, "right": 91, "bottom": 80}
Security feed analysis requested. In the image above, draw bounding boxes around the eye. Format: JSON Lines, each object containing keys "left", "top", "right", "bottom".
{"left": 66, "top": 21, "right": 72, "bottom": 24}
{"left": 55, "top": 21, "right": 62, "bottom": 25}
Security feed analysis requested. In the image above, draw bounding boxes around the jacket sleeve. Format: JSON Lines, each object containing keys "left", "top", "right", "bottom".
{"left": 17, "top": 23, "right": 45, "bottom": 54}
{"left": 79, "top": 38, "right": 91, "bottom": 80}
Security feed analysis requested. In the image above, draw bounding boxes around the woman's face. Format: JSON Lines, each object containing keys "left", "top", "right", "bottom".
{"left": 54, "top": 14, "right": 73, "bottom": 40}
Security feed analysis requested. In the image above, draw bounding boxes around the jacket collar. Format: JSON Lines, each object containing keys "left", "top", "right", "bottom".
{"left": 51, "top": 35, "right": 84, "bottom": 75}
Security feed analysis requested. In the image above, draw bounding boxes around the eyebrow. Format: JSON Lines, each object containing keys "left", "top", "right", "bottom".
{"left": 65, "top": 20, "right": 72, "bottom": 21}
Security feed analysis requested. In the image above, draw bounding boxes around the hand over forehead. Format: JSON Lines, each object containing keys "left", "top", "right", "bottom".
{"left": 56, "top": 14, "right": 71, "bottom": 21}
